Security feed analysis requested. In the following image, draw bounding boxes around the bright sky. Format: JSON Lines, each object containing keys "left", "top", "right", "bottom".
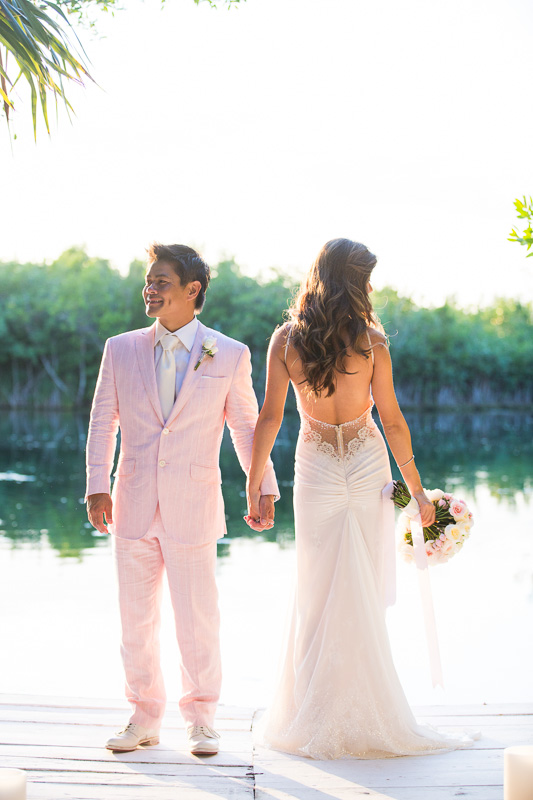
{"left": 2, "top": 0, "right": 533, "bottom": 307}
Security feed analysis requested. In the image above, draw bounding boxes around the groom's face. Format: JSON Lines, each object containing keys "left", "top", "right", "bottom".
{"left": 143, "top": 261, "right": 189, "bottom": 320}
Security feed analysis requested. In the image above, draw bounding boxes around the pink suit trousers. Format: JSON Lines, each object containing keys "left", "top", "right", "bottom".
{"left": 113, "top": 506, "right": 220, "bottom": 728}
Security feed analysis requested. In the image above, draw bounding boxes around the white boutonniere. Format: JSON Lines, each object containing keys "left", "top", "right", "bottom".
{"left": 194, "top": 336, "right": 218, "bottom": 371}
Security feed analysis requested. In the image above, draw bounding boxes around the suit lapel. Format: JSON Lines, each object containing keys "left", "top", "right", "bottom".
{"left": 135, "top": 323, "right": 165, "bottom": 426}
{"left": 166, "top": 321, "right": 208, "bottom": 426}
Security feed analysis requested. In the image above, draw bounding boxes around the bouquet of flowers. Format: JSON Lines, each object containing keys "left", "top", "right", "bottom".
{"left": 392, "top": 480, "right": 474, "bottom": 566}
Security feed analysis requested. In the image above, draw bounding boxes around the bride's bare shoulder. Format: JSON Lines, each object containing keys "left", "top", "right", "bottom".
{"left": 366, "top": 326, "right": 389, "bottom": 352}
{"left": 269, "top": 323, "right": 292, "bottom": 358}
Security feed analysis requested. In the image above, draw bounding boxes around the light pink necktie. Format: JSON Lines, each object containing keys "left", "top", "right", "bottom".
{"left": 156, "top": 333, "right": 179, "bottom": 420}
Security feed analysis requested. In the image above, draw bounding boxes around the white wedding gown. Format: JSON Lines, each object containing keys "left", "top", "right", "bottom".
{"left": 257, "top": 402, "right": 474, "bottom": 759}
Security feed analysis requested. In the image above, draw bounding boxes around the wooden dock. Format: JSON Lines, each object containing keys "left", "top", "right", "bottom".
{"left": 1, "top": 695, "right": 531, "bottom": 799}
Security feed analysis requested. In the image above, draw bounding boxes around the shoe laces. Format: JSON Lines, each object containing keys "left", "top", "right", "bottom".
{"left": 119, "top": 722, "right": 140, "bottom": 735}
{"left": 188, "top": 725, "right": 220, "bottom": 739}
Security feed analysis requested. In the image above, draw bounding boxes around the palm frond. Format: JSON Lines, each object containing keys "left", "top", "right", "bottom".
{"left": 0, "top": 0, "right": 92, "bottom": 138}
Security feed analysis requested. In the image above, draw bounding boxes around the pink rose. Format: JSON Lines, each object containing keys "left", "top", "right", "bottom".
{"left": 438, "top": 499, "right": 446, "bottom": 507}
{"left": 450, "top": 500, "right": 467, "bottom": 520}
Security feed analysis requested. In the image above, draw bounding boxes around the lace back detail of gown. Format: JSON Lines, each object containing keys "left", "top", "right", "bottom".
{"left": 300, "top": 404, "right": 377, "bottom": 463}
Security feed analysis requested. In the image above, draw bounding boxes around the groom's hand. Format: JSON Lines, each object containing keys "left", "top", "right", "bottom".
{"left": 244, "top": 494, "right": 275, "bottom": 531}
{"left": 87, "top": 493, "right": 114, "bottom": 534}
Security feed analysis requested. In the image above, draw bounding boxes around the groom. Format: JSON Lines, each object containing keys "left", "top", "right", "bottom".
{"left": 86, "top": 243, "right": 278, "bottom": 754}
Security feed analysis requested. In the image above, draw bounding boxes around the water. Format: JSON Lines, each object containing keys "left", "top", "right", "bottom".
{"left": 1, "top": 410, "right": 532, "bottom": 710}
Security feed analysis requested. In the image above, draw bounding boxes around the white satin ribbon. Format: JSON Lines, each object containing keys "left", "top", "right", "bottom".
{"left": 383, "top": 482, "right": 444, "bottom": 688}
{"left": 405, "top": 508, "right": 444, "bottom": 688}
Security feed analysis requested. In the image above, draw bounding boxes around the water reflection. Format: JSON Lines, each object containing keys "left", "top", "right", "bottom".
{"left": 0, "top": 409, "right": 531, "bottom": 559}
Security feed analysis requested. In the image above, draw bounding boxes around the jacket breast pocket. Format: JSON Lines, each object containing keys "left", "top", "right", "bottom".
{"left": 199, "top": 376, "right": 227, "bottom": 388}
{"left": 190, "top": 463, "right": 222, "bottom": 484}
{"left": 114, "top": 458, "right": 135, "bottom": 477}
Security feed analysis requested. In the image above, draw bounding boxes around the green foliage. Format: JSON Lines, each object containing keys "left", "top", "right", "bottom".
{"left": 0, "top": 249, "right": 532, "bottom": 409}
{"left": 201, "top": 259, "right": 295, "bottom": 393}
{"left": 374, "top": 289, "right": 533, "bottom": 406}
{"left": 0, "top": 249, "right": 148, "bottom": 407}
{"left": 509, "top": 196, "right": 533, "bottom": 256}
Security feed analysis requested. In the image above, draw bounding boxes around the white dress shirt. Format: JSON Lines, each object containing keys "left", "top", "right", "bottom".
{"left": 154, "top": 317, "right": 199, "bottom": 399}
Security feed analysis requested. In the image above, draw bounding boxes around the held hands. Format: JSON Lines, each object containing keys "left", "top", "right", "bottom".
{"left": 87, "top": 493, "right": 114, "bottom": 534}
{"left": 413, "top": 491, "right": 436, "bottom": 527}
{"left": 245, "top": 483, "right": 275, "bottom": 531}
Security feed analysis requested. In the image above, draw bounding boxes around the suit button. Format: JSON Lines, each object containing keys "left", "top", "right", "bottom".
{"left": 159, "top": 460, "right": 166, "bottom": 467}
{"left": 162, "top": 428, "right": 170, "bottom": 435}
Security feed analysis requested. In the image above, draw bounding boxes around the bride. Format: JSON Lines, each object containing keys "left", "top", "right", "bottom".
{"left": 246, "top": 238, "right": 473, "bottom": 759}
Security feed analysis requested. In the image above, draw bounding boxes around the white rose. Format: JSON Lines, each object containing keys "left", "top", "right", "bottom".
{"left": 425, "top": 488, "right": 445, "bottom": 502}
{"left": 203, "top": 336, "right": 217, "bottom": 350}
{"left": 445, "top": 523, "right": 462, "bottom": 541}
{"left": 399, "top": 543, "right": 414, "bottom": 564}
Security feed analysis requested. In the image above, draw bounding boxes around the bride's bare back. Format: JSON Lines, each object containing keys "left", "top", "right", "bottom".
{"left": 282, "top": 324, "right": 379, "bottom": 425}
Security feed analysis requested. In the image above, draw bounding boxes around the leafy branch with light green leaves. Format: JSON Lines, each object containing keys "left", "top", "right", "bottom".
{"left": 509, "top": 196, "right": 533, "bottom": 257}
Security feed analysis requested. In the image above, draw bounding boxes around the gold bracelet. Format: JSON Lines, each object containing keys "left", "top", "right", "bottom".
{"left": 398, "top": 454, "right": 415, "bottom": 468}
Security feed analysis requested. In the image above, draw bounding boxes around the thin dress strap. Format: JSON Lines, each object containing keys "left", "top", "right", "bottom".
{"left": 284, "top": 326, "right": 292, "bottom": 364}
{"left": 366, "top": 330, "right": 374, "bottom": 365}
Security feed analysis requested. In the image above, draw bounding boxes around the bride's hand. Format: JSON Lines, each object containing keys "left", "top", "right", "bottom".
{"left": 414, "top": 491, "right": 436, "bottom": 527}
{"left": 244, "top": 482, "right": 262, "bottom": 530}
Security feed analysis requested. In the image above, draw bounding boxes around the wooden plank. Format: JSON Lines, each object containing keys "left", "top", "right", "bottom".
{"left": 0, "top": 757, "right": 251, "bottom": 776}
{"left": 0, "top": 721, "right": 251, "bottom": 750}
{"left": 255, "top": 787, "right": 395, "bottom": 800}
{"left": 412, "top": 703, "right": 533, "bottom": 717}
{"left": 253, "top": 749, "right": 504, "bottom": 788}
{"left": 0, "top": 744, "right": 253, "bottom": 767}
{"left": 413, "top": 714, "right": 532, "bottom": 726}
{"left": 255, "top": 787, "right": 502, "bottom": 800}
{"left": 23, "top": 771, "right": 254, "bottom": 787}
{"left": 27, "top": 781, "right": 253, "bottom": 799}
{"left": 371, "top": 790, "right": 503, "bottom": 800}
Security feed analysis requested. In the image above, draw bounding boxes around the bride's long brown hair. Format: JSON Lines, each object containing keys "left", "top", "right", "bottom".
{"left": 287, "top": 238, "right": 382, "bottom": 397}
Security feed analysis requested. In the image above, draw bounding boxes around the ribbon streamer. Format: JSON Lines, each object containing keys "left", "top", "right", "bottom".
{"left": 406, "top": 511, "right": 444, "bottom": 688}
{"left": 383, "top": 483, "right": 444, "bottom": 688}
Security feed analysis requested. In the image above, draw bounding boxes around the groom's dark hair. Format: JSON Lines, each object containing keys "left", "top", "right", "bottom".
{"left": 147, "top": 243, "right": 211, "bottom": 312}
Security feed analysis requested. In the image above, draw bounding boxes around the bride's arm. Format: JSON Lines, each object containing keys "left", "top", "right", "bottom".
{"left": 371, "top": 335, "right": 436, "bottom": 527}
{"left": 245, "top": 327, "right": 290, "bottom": 526}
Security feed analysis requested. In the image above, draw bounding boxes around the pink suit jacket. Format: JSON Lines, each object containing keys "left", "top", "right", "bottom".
{"left": 86, "top": 320, "right": 279, "bottom": 543}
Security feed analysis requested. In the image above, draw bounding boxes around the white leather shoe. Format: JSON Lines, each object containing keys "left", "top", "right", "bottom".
{"left": 105, "top": 723, "right": 160, "bottom": 751}
{"left": 187, "top": 725, "right": 220, "bottom": 755}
